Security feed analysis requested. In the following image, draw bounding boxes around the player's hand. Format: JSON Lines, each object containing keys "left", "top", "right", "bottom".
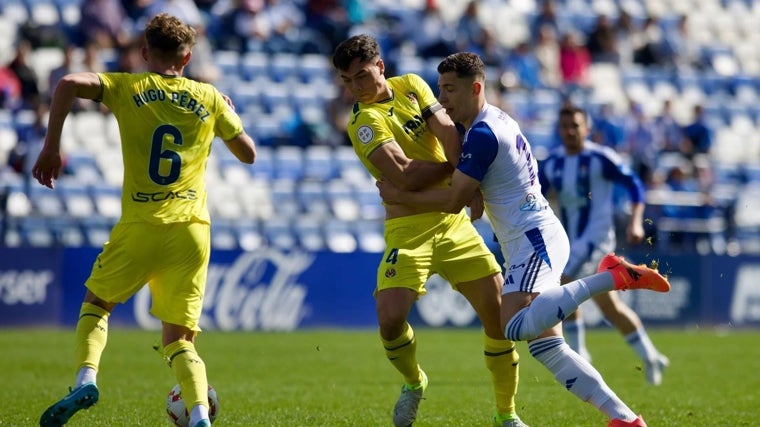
{"left": 376, "top": 178, "right": 402, "bottom": 204}
{"left": 626, "top": 222, "right": 645, "bottom": 244}
{"left": 467, "top": 188, "right": 484, "bottom": 221}
{"left": 221, "top": 93, "right": 235, "bottom": 111}
{"left": 31, "top": 146, "right": 63, "bottom": 189}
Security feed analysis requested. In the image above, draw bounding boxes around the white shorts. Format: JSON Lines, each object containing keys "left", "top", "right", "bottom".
{"left": 500, "top": 222, "right": 570, "bottom": 295}
{"left": 563, "top": 237, "right": 615, "bottom": 279}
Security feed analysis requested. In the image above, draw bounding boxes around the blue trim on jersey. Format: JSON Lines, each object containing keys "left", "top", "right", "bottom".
{"left": 457, "top": 122, "right": 498, "bottom": 181}
{"left": 596, "top": 150, "right": 645, "bottom": 203}
{"left": 577, "top": 154, "right": 591, "bottom": 236}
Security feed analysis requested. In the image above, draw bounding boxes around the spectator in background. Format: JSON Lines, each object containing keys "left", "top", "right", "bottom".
{"left": 682, "top": 104, "right": 713, "bottom": 157}
{"left": 660, "top": 15, "right": 701, "bottom": 71}
{"left": 221, "top": 0, "right": 272, "bottom": 53}
{"left": 0, "top": 59, "right": 23, "bottom": 110}
{"left": 9, "top": 39, "right": 41, "bottom": 110}
{"left": 48, "top": 46, "right": 93, "bottom": 112}
{"left": 79, "top": 0, "right": 133, "bottom": 49}
{"left": 260, "top": 0, "right": 306, "bottom": 54}
{"left": 614, "top": 10, "right": 639, "bottom": 66}
{"left": 405, "top": 0, "right": 455, "bottom": 59}
{"left": 502, "top": 41, "right": 542, "bottom": 91}
{"left": 530, "top": 0, "right": 567, "bottom": 41}
{"left": 591, "top": 103, "right": 626, "bottom": 149}
{"left": 632, "top": 16, "right": 663, "bottom": 67}
{"left": 534, "top": 24, "right": 561, "bottom": 89}
{"left": 622, "top": 101, "right": 658, "bottom": 185}
{"left": 305, "top": 0, "right": 352, "bottom": 52}
{"left": 8, "top": 103, "right": 50, "bottom": 176}
{"left": 586, "top": 15, "right": 620, "bottom": 64}
{"left": 652, "top": 99, "right": 684, "bottom": 153}
{"left": 559, "top": 31, "right": 591, "bottom": 92}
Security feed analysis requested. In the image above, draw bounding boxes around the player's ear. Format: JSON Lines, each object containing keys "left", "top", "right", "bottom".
{"left": 182, "top": 50, "right": 192, "bottom": 67}
{"left": 473, "top": 80, "right": 483, "bottom": 96}
{"left": 376, "top": 57, "right": 385, "bottom": 75}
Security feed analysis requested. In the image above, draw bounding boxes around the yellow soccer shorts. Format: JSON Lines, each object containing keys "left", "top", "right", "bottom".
{"left": 377, "top": 210, "right": 501, "bottom": 296}
{"left": 85, "top": 220, "right": 211, "bottom": 331}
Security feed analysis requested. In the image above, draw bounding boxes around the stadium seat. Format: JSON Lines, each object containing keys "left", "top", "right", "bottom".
{"left": 211, "top": 219, "right": 240, "bottom": 250}
{"left": 323, "top": 217, "right": 357, "bottom": 253}
{"left": 273, "top": 146, "right": 304, "bottom": 181}
{"left": 269, "top": 178, "right": 301, "bottom": 218}
{"left": 297, "top": 180, "right": 330, "bottom": 217}
{"left": 298, "top": 53, "right": 333, "bottom": 84}
{"left": 27, "top": 184, "right": 65, "bottom": 217}
{"left": 302, "top": 145, "right": 336, "bottom": 181}
{"left": 58, "top": 179, "right": 95, "bottom": 218}
{"left": 260, "top": 216, "right": 296, "bottom": 250}
{"left": 234, "top": 220, "right": 265, "bottom": 251}
{"left": 354, "top": 218, "right": 385, "bottom": 253}
{"left": 240, "top": 51, "right": 269, "bottom": 81}
{"left": 325, "top": 178, "right": 359, "bottom": 221}
{"left": 293, "top": 214, "right": 326, "bottom": 251}
{"left": 90, "top": 183, "right": 121, "bottom": 219}
{"left": 269, "top": 53, "right": 300, "bottom": 83}
{"left": 19, "top": 216, "right": 55, "bottom": 247}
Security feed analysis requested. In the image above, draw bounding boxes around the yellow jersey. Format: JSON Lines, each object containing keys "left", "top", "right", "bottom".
{"left": 98, "top": 72, "right": 244, "bottom": 225}
{"left": 346, "top": 74, "right": 447, "bottom": 181}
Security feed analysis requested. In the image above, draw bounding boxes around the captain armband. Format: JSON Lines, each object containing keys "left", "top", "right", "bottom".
{"left": 421, "top": 102, "right": 443, "bottom": 120}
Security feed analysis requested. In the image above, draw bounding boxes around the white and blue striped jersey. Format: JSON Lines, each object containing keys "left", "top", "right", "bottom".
{"left": 538, "top": 140, "right": 645, "bottom": 246}
{"left": 457, "top": 104, "right": 560, "bottom": 244}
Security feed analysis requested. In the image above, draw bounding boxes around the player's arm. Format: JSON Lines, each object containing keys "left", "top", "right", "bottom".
{"left": 223, "top": 132, "right": 256, "bottom": 164}
{"left": 601, "top": 150, "right": 646, "bottom": 244}
{"left": 368, "top": 142, "right": 453, "bottom": 191}
{"left": 378, "top": 168, "right": 480, "bottom": 213}
{"left": 32, "top": 72, "right": 102, "bottom": 188}
{"left": 218, "top": 92, "right": 257, "bottom": 164}
{"left": 426, "top": 107, "right": 462, "bottom": 167}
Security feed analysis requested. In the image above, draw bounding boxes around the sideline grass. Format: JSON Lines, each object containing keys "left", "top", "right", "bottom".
{"left": 2, "top": 327, "right": 757, "bottom": 426}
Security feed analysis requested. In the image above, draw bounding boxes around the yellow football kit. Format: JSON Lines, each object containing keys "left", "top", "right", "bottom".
{"left": 85, "top": 72, "right": 244, "bottom": 330}
{"left": 346, "top": 74, "right": 500, "bottom": 294}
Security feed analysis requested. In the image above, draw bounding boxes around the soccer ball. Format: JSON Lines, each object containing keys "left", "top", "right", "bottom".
{"left": 166, "top": 383, "right": 219, "bottom": 427}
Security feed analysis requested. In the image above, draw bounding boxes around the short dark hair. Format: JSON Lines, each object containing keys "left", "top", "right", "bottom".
{"left": 437, "top": 52, "right": 485, "bottom": 80}
{"left": 559, "top": 104, "right": 588, "bottom": 122}
{"left": 332, "top": 34, "right": 380, "bottom": 71}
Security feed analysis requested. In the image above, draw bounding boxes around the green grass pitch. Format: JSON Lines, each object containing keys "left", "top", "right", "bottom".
{"left": 2, "top": 327, "right": 757, "bottom": 426}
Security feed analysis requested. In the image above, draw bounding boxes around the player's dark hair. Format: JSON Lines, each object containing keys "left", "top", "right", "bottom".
{"left": 144, "top": 13, "right": 196, "bottom": 59}
{"left": 559, "top": 104, "right": 588, "bottom": 123}
{"left": 332, "top": 34, "right": 381, "bottom": 71}
{"left": 437, "top": 52, "right": 486, "bottom": 81}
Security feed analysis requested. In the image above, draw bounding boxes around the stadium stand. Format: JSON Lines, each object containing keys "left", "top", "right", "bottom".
{"left": 0, "top": 0, "right": 758, "bottom": 255}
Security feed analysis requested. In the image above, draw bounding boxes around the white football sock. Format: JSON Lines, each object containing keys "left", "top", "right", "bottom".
{"left": 625, "top": 327, "right": 660, "bottom": 362}
{"left": 529, "top": 336, "right": 637, "bottom": 421}
{"left": 505, "top": 273, "right": 615, "bottom": 341}
{"left": 75, "top": 367, "right": 97, "bottom": 387}
{"left": 563, "top": 318, "right": 591, "bottom": 361}
{"left": 189, "top": 404, "right": 209, "bottom": 426}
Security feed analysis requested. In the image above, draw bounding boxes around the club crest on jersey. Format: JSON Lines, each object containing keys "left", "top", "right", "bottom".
{"left": 356, "top": 125, "right": 374, "bottom": 144}
{"left": 405, "top": 92, "right": 418, "bottom": 104}
{"left": 385, "top": 268, "right": 397, "bottom": 278}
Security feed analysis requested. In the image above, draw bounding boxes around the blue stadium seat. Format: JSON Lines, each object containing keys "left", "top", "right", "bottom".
{"left": 19, "top": 216, "right": 55, "bottom": 247}
{"left": 260, "top": 216, "right": 296, "bottom": 250}
{"left": 302, "top": 145, "right": 336, "bottom": 181}
{"left": 293, "top": 214, "right": 326, "bottom": 251}
{"left": 240, "top": 51, "right": 269, "bottom": 81}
